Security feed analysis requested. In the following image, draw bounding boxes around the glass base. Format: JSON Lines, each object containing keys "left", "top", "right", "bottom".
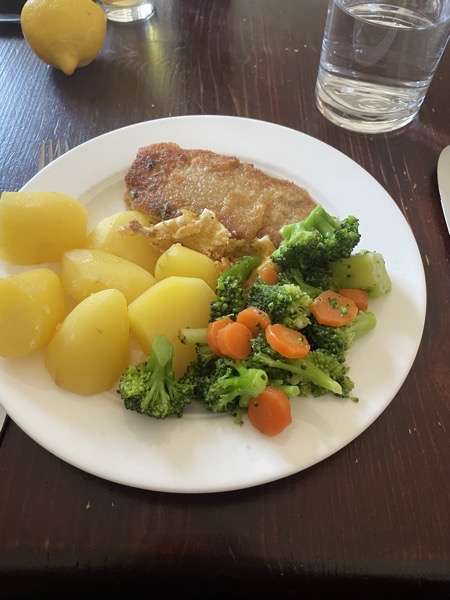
{"left": 315, "top": 75, "right": 419, "bottom": 134}
{"left": 101, "top": 2, "right": 155, "bottom": 23}
{"left": 315, "top": 93, "right": 416, "bottom": 134}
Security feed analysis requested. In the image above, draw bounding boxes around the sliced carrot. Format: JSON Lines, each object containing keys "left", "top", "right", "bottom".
{"left": 338, "top": 288, "right": 369, "bottom": 312}
{"left": 248, "top": 386, "right": 292, "bottom": 436}
{"left": 206, "top": 316, "right": 233, "bottom": 355}
{"left": 236, "top": 306, "right": 271, "bottom": 337}
{"left": 216, "top": 321, "right": 252, "bottom": 360}
{"left": 259, "top": 263, "right": 279, "bottom": 285}
{"left": 310, "top": 290, "right": 358, "bottom": 327}
{"left": 265, "top": 323, "right": 310, "bottom": 359}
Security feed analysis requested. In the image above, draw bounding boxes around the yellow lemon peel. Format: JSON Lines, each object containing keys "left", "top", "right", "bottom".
{"left": 21, "top": 0, "right": 107, "bottom": 76}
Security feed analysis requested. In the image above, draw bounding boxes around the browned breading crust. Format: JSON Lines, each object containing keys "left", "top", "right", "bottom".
{"left": 124, "top": 142, "right": 316, "bottom": 247}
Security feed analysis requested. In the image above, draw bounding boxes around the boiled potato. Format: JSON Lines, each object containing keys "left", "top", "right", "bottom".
{"left": 85, "top": 210, "right": 161, "bottom": 274}
{"left": 128, "top": 276, "right": 216, "bottom": 378}
{"left": 59, "top": 248, "right": 156, "bottom": 304}
{"left": 0, "top": 191, "right": 87, "bottom": 264}
{"left": 0, "top": 268, "right": 67, "bottom": 358}
{"left": 154, "top": 243, "right": 219, "bottom": 291}
{"left": 45, "top": 289, "right": 130, "bottom": 395}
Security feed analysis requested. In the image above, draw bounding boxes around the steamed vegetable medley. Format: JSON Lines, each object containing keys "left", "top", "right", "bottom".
{"left": 0, "top": 190, "right": 391, "bottom": 437}
{"left": 118, "top": 204, "right": 391, "bottom": 436}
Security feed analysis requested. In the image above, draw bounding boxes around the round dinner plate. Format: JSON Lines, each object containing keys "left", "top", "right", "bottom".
{"left": 0, "top": 115, "right": 426, "bottom": 493}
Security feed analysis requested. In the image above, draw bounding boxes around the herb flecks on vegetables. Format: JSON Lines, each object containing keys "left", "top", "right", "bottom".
{"left": 119, "top": 204, "right": 391, "bottom": 435}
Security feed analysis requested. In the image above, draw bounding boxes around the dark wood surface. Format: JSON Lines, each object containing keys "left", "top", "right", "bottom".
{"left": 0, "top": 1, "right": 449, "bottom": 598}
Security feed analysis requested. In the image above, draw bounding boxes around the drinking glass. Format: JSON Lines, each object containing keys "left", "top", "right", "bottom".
{"left": 315, "top": 0, "right": 450, "bottom": 133}
{"left": 97, "top": 0, "right": 155, "bottom": 23}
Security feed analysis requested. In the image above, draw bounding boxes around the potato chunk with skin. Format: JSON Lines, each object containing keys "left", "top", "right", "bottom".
{"left": 45, "top": 289, "right": 130, "bottom": 396}
{"left": 59, "top": 248, "right": 156, "bottom": 304}
{"left": 128, "top": 276, "right": 216, "bottom": 378}
{"left": 154, "top": 243, "right": 219, "bottom": 291}
{"left": 0, "top": 268, "right": 66, "bottom": 358}
{"left": 0, "top": 191, "right": 87, "bottom": 264}
{"left": 85, "top": 210, "right": 162, "bottom": 274}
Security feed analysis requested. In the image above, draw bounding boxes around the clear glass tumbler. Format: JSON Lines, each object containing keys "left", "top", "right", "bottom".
{"left": 97, "top": 0, "right": 155, "bottom": 23}
{"left": 315, "top": 0, "right": 450, "bottom": 133}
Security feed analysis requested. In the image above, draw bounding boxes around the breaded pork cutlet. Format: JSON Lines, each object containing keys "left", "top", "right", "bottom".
{"left": 124, "top": 142, "right": 316, "bottom": 247}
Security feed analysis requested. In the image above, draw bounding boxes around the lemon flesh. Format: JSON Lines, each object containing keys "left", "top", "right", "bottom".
{"left": 21, "top": 0, "right": 107, "bottom": 75}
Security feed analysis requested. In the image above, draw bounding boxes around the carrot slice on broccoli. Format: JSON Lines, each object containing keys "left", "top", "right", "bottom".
{"left": 310, "top": 290, "right": 358, "bottom": 327}
{"left": 216, "top": 321, "right": 253, "bottom": 360}
{"left": 237, "top": 306, "right": 271, "bottom": 337}
{"left": 248, "top": 386, "right": 292, "bottom": 436}
{"left": 206, "top": 316, "right": 233, "bottom": 355}
{"left": 265, "top": 323, "right": 310, "bottom": 358}
{"left": 259, "top": 263, "right": 279, "bottom": 285}
{"left": 338, "top": 288, "right": 369, "bottom": 312}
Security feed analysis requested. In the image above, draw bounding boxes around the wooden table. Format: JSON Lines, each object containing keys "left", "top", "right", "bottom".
{"left": 1, "top": 1, "right": 449, "bottom": 598}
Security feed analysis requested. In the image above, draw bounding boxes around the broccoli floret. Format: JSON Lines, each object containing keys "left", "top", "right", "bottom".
{"left": 192, "top": 340, "right": 216, "bottom": 370}
{"left": 306, "top": 348, "right": 355, "bottom": 399}
{"left": 245, "top": 335, "right": 350, "bottom": 397}
{"left": 277, "top": 268, "right": 327, "bottom": 298}
{"left": 210, "top": 254, "right": 262, "bottom": 321}
{"left": 271, "top": 204, "right": 361, "bottom": 272}
{"left": 246, "top": 278, "right": 313, "bottom": 330}
{"left": 304, "top": 310, "right": 377, "bottom": 362}
{"left": 185, "top": 358, "right": 268, "bottom": 421}
{"left": 117, "top": 334, "right": 194, "bottom": 419}
{"left": 329, "top": 250, "right": 392, "bottom": 298}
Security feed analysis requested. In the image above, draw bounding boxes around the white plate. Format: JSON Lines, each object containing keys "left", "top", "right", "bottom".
{"left": 0, "top": 116, "right": 426, "bottom": 493}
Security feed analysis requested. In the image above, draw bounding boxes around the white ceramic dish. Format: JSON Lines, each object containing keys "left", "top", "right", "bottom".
{"left": 0, "top": 115, "right": 426, "bottom": 493}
